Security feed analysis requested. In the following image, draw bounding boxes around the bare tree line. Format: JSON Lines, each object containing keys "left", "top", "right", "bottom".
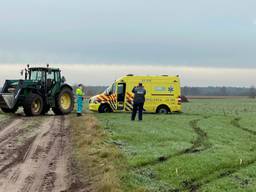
{"left": 72, "top": 85, "right": 256, "bottom": 98}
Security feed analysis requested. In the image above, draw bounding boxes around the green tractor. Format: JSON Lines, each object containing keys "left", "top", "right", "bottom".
{"left": 0, "top": 65, "right": 74, "bottom": 116}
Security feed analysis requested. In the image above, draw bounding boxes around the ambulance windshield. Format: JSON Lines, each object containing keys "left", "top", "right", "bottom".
{"left": 104, "top": 83, "right": 116, "bottom": 95}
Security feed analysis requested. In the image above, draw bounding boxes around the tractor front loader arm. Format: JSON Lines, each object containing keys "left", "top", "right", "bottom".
{"left": 0, "top": 80, "right": 22, "bottom": 109}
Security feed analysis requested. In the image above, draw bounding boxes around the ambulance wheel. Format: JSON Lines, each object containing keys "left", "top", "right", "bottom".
{"left": 156, "top": 105, "right": 170, "bottom": 114}
{"left": 99, "top": 104, "right": 112, "bottom": 113}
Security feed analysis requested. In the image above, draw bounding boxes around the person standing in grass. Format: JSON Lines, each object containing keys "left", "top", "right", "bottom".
{"left": 131, "top": 82, "right": 146, "bottom": 121}
{"left": 76, "top": 84, "right": 85, "bottom": 116}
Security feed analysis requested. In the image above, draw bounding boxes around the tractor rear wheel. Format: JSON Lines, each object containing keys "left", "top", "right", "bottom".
{"left": 52, "top": 87, "right": 74, "bottom": 115}
{"left": 23, "top": 93, "right": 43, "bottom": 116}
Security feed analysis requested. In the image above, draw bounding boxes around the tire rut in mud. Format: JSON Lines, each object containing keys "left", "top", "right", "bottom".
{"left": 0, "top": 115, "right": 72, "bottom": 192}
{"left": 0, "top": 117, "right": 26, "bottom": 146}
{"left": 37, "top": 116, "right": 68, "bottom": 192}
{"left": 231, "top": 117, "right": 256, "bottom": 136}
{"left": 135, "top": 116, "right": 212, "bottom": 168}
{"left": 0, "top": 117, "right": 36, "bottom": 174}
{"left": 127, "top": 117, "right": 212, "bottom": 192}
{"left": 0, "top": 136, "right": 36, "bottom": 173}
{"left": 172, "top": 117, "right": 256, "bottom": 192}
{"left": 0, "top": 116, "right": 16, "bottom": 131}
{"left": 175, "top": 155, "right": 256, "bottom": 192}
{"left": 185, "top": 117, "right": 212, "bottom": 153}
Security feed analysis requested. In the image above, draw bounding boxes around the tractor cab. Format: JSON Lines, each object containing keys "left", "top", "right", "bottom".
{"left": 27, "top": 67, "right": 63, "bottom": 93}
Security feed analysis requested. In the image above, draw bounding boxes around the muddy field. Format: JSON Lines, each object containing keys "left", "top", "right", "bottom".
{"left": 0, "top": 114, "right": 73, "bottom": 192}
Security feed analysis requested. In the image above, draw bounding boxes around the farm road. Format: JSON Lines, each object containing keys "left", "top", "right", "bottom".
{"left": 0, "top": 115, "right": 72, "bottom": 192}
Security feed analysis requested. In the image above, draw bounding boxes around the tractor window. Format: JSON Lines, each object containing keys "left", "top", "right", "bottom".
{"left": 46, "top": 71, "right": 60, "bottom": 82}
{"left": 55, "top": 71, "right": 60, "bottom": 81}
{"left": 46, "top": 71, "right": 57, "bottom": 89}
{"left": 47, "top": 71, "right": 55, "bottom": 80}
{"left": 30, "top": 70, "right": 44, "bottom": 81}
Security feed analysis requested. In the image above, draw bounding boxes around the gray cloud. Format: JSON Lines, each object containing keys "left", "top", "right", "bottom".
{"left": 0, "top": 0, "right": 256, "bottom": 67}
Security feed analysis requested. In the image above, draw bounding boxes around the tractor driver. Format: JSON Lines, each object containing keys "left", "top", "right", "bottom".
{"left": 76, "top": 84, "right": 85, "bottom": 116}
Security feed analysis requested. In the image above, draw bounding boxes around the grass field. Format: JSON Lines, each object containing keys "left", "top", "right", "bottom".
{"left": 90, "top": 99, "right": 256, "bottom": 192}
{"left": 0, "top": 99, "right": 256, "bottom": 191}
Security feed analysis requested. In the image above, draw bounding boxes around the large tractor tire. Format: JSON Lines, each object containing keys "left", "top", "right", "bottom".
{"left": 23, "top": 93, "right": 44, "bottom": 116}
{"left": 52, "top": 87, "right": 74, "bottom": 115}
{"left": 1, "top": 106, "right": 18, "bottom": 113}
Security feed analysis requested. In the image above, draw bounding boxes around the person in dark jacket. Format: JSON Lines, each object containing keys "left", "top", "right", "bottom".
{"left": 131, "top": 82, "right": 146, "bottom": 121}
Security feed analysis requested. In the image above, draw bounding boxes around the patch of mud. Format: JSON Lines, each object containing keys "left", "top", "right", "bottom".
{"left": 186, "top": 119, "right": 212, "bottom": 153}
{"left": 0, "top": 119, "right": 25, "bottom": 146}
{"left": 180, "top": 180, "right": 199, "bottom": 192}
{"left": 232, "top": 175, "right": 250, "bottom": 188}
{"left": 0, "top": 116, "right": 16, "bottom": 131}
{"left": 68, "top": 158, "right": 91, "bottom": 192}
{"left": 0, "top": 115, "right": 73, "bottom": 192}
{"left": 0, "top": 136, "right": 36, "bottom": 173}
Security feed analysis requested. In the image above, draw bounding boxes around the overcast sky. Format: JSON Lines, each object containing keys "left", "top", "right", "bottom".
{"left": 1, "top": 64, "right": 256, "bottom": 87}
{"left": 0, "top": 0, "right": 255, "bottom": 85}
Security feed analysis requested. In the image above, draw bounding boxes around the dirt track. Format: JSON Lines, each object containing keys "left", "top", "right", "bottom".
{"left": 0, "top": 115, "right": 72, "bottom": 192}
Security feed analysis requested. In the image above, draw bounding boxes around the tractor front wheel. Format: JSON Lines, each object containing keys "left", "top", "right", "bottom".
{"left": 23, "top": 93, "right": 43, "bottom": 116}
{"left": 52, "top": 88, "right": 74, "bottom": 115}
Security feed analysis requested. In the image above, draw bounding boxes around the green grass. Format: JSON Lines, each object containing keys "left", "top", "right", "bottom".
{"left": 94, "top": 99, "right": 256, "bottom": 192}
{"left": 69, "top": 113, "right": 124, "bottom": 192}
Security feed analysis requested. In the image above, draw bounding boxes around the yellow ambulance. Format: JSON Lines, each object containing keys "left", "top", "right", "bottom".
{"left": 89, "top": 74, "right": 182, "bottom": 114}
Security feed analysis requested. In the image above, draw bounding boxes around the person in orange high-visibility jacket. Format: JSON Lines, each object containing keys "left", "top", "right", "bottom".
{"left": 76, "top": 84, "right": 84, "bottom": 116}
